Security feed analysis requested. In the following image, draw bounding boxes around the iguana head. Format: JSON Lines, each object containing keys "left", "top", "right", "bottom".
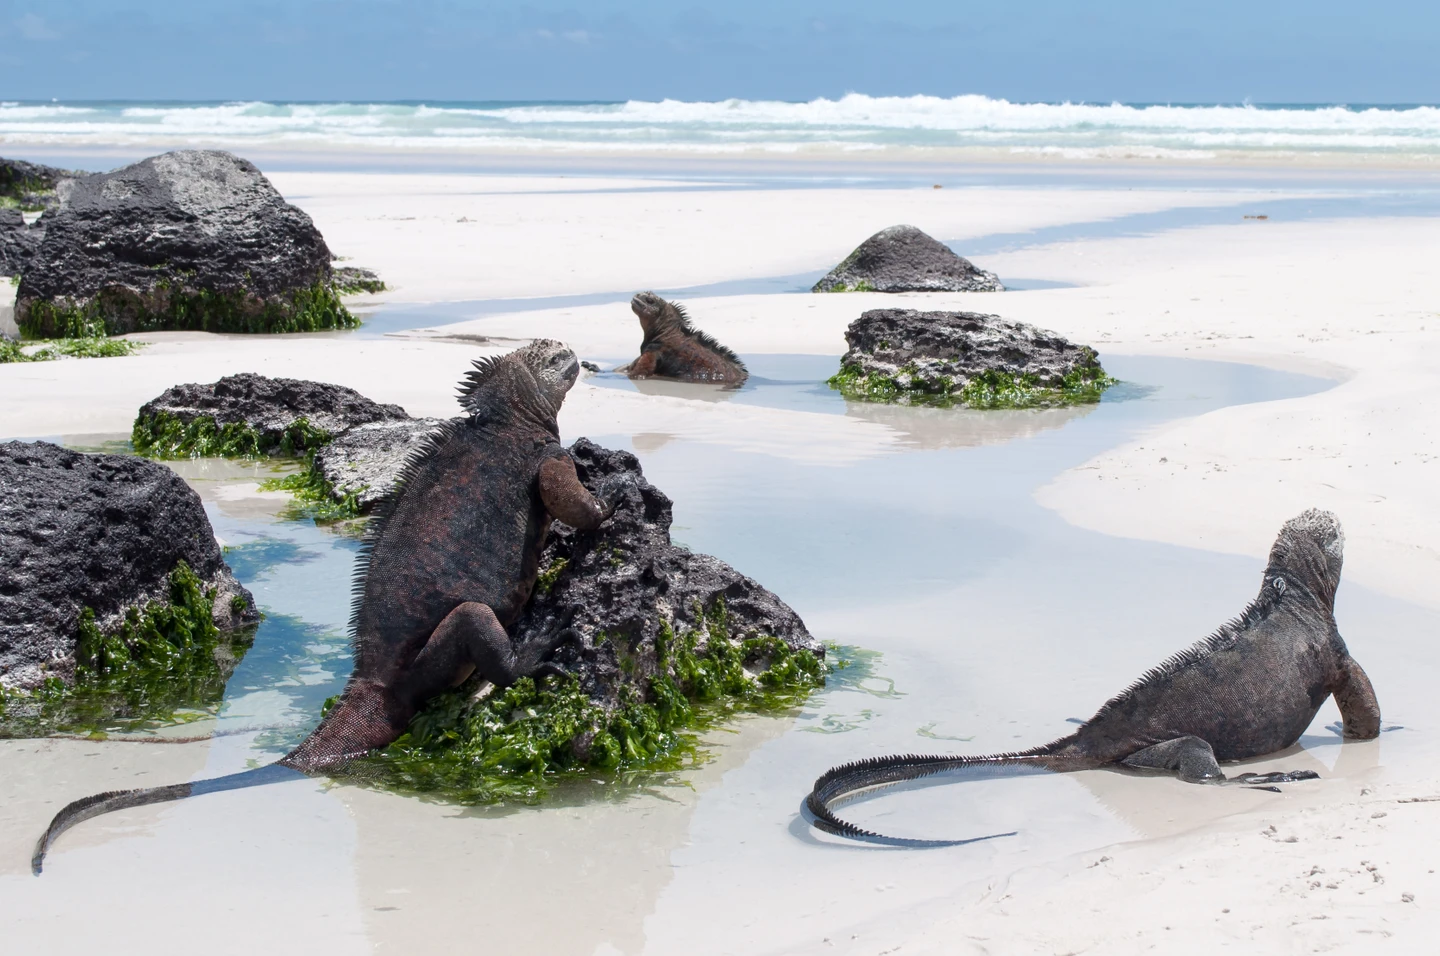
{"left": 518, "top": 338, "right": 581, "bottom": 405}
{"left": 1267, "top": 508, "right": 1345, "bottom": 606}
{"left": 631, "top": 291, "right": 671, "bottom": 338}
{"left": 456, "top": 339, "right": 578, "bottom": 430}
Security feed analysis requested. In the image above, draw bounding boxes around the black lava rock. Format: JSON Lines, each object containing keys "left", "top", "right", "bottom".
{"left": 813, "top": 224, "right": 1003, "bottom": 293}
{"left": 512, "top": 439, "right": 820, "bottom": 714}
{"left": 15, "top": 149, "right": 347, "bottom": 335}
{"left": 139, "top": 373, "right": 411, "bottom": 449}
{"left": 0, "top": 441, "right": 257, "bottom": 691}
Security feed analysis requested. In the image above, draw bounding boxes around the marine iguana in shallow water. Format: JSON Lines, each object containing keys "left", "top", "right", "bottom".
{"left": 807, "top": 509, "right": 1381, "bottom": 846}
{"left": 618, "top": 291, "right": 748, "bottom": 386}
{"left": 33, "top": 340, "right": 629, "bottom": 874}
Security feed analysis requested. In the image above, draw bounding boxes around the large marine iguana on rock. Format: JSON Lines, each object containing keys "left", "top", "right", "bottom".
{"left": 32, "top": 340, "right": 629, "bottom": 874}
{"left": 618, "top": 291, "right": 748, "bottom": 386}
{"left": 807, "top": 509, "right": 1381, "bottom": 846}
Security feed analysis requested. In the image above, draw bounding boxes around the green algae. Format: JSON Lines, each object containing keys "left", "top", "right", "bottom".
{"left": 827, "top": 362, "right": 1117, "bottom": 409}
{"left": 0, "top": 336, "right": 145, "bottom": 364}
{"left": 258, "top": 460, "right": 364, "bottom": 523}
{"left": 131, "top": 411, "right": 366, "bottom": 522}
{"left": 534, "top": 557, "right": 569, "bottom": 597}
{"left": 333, "top": 272, "right": 387, "bottom": 295}
{"left": 132, "top": 412, "right": 331, "bottom": 459}
{"left": 17, "top": 278, "right": 360, "bottom": 339}
{"left": 355, "top": 598, "right": 827, "bottom": 805}
{"left": 0, "top": 561, "right": 255, "bottom": 738}
{"left": 821, "top": 279, "right": 877, "bottom": 293}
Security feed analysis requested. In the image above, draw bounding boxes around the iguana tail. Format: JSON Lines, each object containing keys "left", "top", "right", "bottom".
{"left": 805, "top": 740, "right": 1094, "bottom": 847}
{"left": 32, "top": 761, "right": 302, "bottom": 875}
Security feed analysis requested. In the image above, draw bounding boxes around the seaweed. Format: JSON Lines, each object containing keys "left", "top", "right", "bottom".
{"left": 828, "top": 362, "right": 1117, "bottom": 409}
{"left": 354, "top": 598, "right": 827, "bottom": 805}
{"left": 258, "top": 459, "right": 364, "bottom": 523}
{"left": 132, "top": 412, "right": 330, "bottom": 459}
{"left": 0, "top": 336, "right": 145, "bottom": 364}
{"left": 17, "top": 278, "right": 360, "bottom": 339}
{"left": 0, "top": 561, "right": 255, "bottom": 738}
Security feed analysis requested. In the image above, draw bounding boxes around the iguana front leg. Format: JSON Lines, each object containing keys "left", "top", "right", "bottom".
{"left": 538, "top": 455, "right": 626, "bottom": 530}
{"left": 1333, "top": 655, "right": 1382, "bottom": 740}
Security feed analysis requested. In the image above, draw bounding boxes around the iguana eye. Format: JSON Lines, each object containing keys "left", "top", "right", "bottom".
{"left": 1273, "top": 577, "right": 1287, "bottom": 593}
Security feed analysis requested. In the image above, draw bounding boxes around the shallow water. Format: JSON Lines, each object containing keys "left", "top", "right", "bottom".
{"left": 348, "top": 186, "right": 1440, "bottom": 340}
{"left": 4, "top": 353, "right": 1435, "bottom": 955}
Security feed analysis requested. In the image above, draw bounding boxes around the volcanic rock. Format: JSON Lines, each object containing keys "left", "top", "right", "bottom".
{"left": 0, "top": 441, "right": 257, "bottom": 691}
{"left": 15, "top": 149, "right": 354, "bottom": 337}
{"left": 813, "top": 224, "right": 1003, "bottom": 293}
{"left": 512, "top": 439, "right": 820, "bottom": 720}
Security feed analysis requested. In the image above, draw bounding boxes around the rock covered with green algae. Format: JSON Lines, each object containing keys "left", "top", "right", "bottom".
{"left": 134, "top": 372, "right": 412, "bottom": 459}
{"left": 0, "top": 441, "right": 258, "bottom": 696}
{"left": 830, "top": 308, "right": 1116, "bottom": 408}
{"left": 132, "top": 372, "right": 439, "bottom": 518}
{"left": 366, "top": 438, "right": 824, "bottom": 801}
{"left": 13, "top": 149, "right": 367, "bottom": 338}
{"left": 0, "top": 157, "right": 80, "bottom": 213}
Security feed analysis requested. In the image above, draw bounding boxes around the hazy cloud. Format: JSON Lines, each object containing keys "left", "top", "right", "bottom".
{"left": 16, "top": 13, "right": 61, "bottom": 41}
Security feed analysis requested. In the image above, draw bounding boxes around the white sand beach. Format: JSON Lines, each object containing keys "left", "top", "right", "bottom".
{"left": 2, "top": 161, "right": 1438, "bottom": 954}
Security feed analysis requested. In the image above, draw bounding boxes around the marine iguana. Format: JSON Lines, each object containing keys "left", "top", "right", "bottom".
{"left": 618, "top": 291, "right": 748, "bottom": 386}
{"left": 33, "top": 340, "right": 630, "bottom": 874}
{"left": 807, "top": 509, "right": 1381, "bottom": 846}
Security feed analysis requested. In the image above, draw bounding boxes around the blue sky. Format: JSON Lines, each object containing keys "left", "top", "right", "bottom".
{"left": 1, "top": 1, "right": 1436, "bottom": 104}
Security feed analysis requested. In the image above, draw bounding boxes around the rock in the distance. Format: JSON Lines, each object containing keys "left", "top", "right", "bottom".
{"left": 313, "top": 417, "right": 445, "bottom": 511}
{"left": 0, "top": 207, "right": 41, "bottom": 277}
{"left": 511, "top": 439, "right": 821, "bottom": 725}
{"left": 831, "top": 308, "right": 1113, "bottom": 408}
{"left": 0, "top": 441, "right": 257, "bottom": 691}
{"left": 813, "top": 224, "right": 1003, "bottom": 293}
{"left": 15, "top": 150, "right": 358, "bottom": 337}
{"left": 0, "top": 157, "right": 80, "bottom": 213}
{"left": 134, "top": 373, "right": 411, "bottom": 458}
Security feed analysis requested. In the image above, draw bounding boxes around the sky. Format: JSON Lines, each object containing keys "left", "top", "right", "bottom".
{"left": 1, "top": 1, "right": 1437, "bottom": 104}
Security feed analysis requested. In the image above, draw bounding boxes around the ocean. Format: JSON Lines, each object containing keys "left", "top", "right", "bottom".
{"left": 3, "top": 95, "right": 1440, "bottom": 161}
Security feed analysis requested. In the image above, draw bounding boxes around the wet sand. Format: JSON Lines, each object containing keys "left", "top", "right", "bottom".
{"left": 2, "top": 167, "right": 1439, "bottom": 953}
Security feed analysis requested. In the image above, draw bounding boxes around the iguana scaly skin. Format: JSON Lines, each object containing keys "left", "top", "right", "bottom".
{"left": 619, "top": 291, "right": 748, "bottom": 385}
{"left": 808, "top": 509, "right": 1382, "bottom": 846}
{"left": 33, "top": 340, "right": 629, "bottom": 873}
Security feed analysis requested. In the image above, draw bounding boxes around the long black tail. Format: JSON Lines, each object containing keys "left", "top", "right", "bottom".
{"left": 32, "top": 761, "right": 302, "bottom": 875}
{"left": 805, "top": 745, "right": 1089, "bottom": 847}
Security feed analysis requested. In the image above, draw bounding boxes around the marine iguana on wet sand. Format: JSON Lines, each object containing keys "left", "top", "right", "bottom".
{"left": 807, "top": 509, "right": 1381, "bottom": 846}
{"left": 618, "top": 291, "right": 748, "bottom": 386}
{"left": 33, "top": 340, "right": 630, "bottom": 874}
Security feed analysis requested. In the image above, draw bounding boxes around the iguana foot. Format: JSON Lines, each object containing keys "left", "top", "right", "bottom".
{"left": 514, "top": 626, "right": 585, "bottom": 678}
{"left": 1232, "top": 770, "right": 1320, "bottom": 786}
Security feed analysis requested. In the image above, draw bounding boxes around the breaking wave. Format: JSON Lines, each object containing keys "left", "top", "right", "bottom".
{"left": 3, "top": 95, "right": 1439, "bottom": 158}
